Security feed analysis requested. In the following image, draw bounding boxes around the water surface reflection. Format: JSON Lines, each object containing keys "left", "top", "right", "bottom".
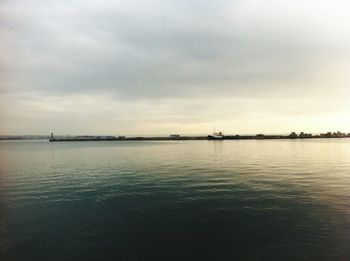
{"left": 1, "top": 139, "right": 350, "bottom": 260}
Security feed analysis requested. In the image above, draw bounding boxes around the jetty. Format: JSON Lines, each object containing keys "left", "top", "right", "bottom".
{"left": 48, "top": 131, "right": 350, "bottom": 142}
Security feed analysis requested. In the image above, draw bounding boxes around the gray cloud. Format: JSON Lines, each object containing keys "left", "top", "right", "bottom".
{"left": 1, "top": 0, "right": 350, "bottom": 134}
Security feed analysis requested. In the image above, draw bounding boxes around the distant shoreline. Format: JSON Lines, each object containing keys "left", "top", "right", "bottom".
{"left": 1, "top": 132, "right": 350, "bottom": 142}
{"left": 48, "top": 136, "right": 350, "bottom": 142}
{"left": 49, "top": 132, "right": 350, "bottom": 141}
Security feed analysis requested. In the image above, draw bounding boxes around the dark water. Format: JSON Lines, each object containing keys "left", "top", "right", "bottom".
{"left": 1, "top": 140, "right": 350, "bottom": 260}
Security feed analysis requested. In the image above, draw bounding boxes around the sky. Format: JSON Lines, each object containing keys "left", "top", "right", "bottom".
{"left": 1, "top": 0, "right": 350, "bottom": 135}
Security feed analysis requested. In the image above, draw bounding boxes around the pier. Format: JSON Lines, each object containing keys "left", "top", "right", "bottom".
{"left": 48, "top": 131, "right": 350, "bottom": 142}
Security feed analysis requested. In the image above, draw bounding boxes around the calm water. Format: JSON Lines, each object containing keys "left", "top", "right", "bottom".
{"left": 1, "top": 139, "right": 350, "bottom": 260}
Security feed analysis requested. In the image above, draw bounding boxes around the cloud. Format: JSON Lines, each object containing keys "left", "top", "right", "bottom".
{"left": 1, "top": 0, "right": 350, "bottom": 134}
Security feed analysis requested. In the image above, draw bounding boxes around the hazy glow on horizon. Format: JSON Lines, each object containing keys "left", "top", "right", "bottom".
{"left": 1, "top": 0, "right": 350, "bottom": 135}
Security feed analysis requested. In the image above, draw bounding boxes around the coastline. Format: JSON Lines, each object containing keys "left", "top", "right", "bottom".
{"left": 48, "top": 134, "right": 350, "bottom": 142}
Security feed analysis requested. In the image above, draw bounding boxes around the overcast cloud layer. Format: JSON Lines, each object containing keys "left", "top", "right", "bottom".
{"left": 1, "top": 0, "right": 350, "bottom": 135}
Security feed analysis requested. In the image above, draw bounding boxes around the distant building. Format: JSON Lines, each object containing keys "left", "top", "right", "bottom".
{"left": 299, "top": 132, "right": 312, "bottom": 138}
{"left": 320, "top": 132, "right": 334, "bottom": 138}
{"left": 334, "top": 131, "right": 346, "bottom": 137}
{"left": 289, "top": 132, "right": 298, "bottom": 138}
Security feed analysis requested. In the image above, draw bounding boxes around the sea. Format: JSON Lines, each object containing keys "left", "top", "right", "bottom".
{"left": 1, "top": 139, "right": 350, "bottom": 260}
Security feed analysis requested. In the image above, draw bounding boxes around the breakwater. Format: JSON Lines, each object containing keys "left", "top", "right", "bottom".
{"left": 49, "top": 133, "right": 350, "bottom": 142}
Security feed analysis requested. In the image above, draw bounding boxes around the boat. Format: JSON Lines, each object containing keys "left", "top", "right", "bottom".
{"left": 208, "top": 131, "right": 224, "bottom": 140}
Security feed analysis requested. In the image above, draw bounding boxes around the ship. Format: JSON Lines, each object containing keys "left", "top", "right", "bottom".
{"left": 208, "top": 131, "right": 224, "bottom": 140}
